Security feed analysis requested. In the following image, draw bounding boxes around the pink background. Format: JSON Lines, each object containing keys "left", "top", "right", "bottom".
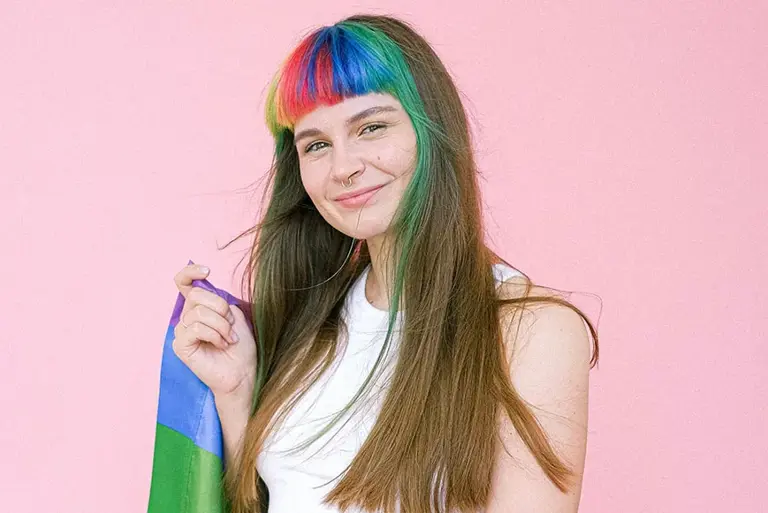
{"left": 2, "top": 2, "right": 766, "bottom": 512}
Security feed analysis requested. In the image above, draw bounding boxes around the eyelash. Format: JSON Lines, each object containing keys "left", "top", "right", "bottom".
{"left": 304, "top": 123, "right": 387, "bottom": 154}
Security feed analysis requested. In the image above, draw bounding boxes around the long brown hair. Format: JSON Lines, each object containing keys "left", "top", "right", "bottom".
{"left": 220, "top": 13, "right": 599, "bottom": 513}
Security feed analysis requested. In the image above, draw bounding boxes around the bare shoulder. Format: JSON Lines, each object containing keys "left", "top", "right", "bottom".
{"left": 488, "top": 277, "right": 592, "bottom": 511}
{"left": 495, "top": 276, "right": 592, "bottom": 372}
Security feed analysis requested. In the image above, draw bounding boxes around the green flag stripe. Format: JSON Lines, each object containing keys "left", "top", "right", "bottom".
{"left": 148, "top": 423, "right": 227, "bottom": 513}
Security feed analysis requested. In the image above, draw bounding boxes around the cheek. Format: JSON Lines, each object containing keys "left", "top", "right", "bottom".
{"left": 300, "top": 168, "right": 326, "bottom": 202}
{"left": 378, "top": 138, "right": 417, "bottom": 177}
{"left": 375, "top": 146, "right": 413, "bottom": 177}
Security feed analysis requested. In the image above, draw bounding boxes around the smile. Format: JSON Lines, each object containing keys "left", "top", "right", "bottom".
{"left": 333, "top": 183, "right": 387, "bottom": 208}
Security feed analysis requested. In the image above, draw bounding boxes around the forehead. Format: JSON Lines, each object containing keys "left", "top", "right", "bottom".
{"left": 293, "top": 92, "right": 402, "bottom": 132}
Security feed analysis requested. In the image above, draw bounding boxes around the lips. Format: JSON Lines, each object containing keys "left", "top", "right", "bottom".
{"left": 332, "top": 183, "right": 387, "bottom": 209}
{"left": 333, "top": 184, "right": 386, "bottom": 201}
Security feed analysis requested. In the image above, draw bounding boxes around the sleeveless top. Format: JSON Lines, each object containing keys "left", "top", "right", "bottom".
{"left": 256, "top": 263, "right": 523, "bottom": 513}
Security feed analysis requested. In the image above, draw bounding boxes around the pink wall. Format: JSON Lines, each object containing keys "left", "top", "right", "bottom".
{"left": 2, "top": 2, "right": 765, "bottom": 512}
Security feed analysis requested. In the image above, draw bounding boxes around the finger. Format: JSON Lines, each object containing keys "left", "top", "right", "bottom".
{"left": 187, "top": 303, "right": 237, "bottom": 345}
{"left": 228, "top": 305, "right": 249, "bottom": 344}
{"left": 173, "top": 264, "right": 210, "bottom": 296}
{"left": 174, "top": 317, "right": 230, "bottom": 353}
{"left": 229, "top": 304, "right": 250, "bottom": 333}
{"left": 187, "top": 287, "right": 233, "bottom": 324}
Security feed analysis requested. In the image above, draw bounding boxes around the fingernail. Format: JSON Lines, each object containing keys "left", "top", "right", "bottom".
{"left": 227, "top": 310, "right": 235, "bottom": 324}
{"left": 199, "top": 266, "right": 209, "bottom": 274}
{"left": 230, "top": 331, "right": 239, "bottom": 343}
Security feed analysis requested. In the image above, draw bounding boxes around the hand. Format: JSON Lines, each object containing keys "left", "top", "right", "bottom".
{"left": 172, "top": 263, "right": 257, "bottom": 401}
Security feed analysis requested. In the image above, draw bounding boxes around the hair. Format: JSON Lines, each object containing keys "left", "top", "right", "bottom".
{"left": 220, "top": 13, "right": 600, "bottom": 513}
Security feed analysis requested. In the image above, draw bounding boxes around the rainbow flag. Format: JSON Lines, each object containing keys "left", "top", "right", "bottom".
{"left": 148, "top": 260, "right": 247, "bottom": 513}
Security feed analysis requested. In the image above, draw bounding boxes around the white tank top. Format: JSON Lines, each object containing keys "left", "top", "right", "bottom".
{"left": 256, "top": 263, "right": 523, "bottom": 513}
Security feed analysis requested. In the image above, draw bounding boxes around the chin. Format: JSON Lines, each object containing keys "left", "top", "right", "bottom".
{"left": 340, "top": 224, "right": 388, "bottom": 240}
{"left": 320, "top": 205, "right": 396, "bottom": 240}
{"left": 333, "top": 216, "right": 394, "bottom": 240}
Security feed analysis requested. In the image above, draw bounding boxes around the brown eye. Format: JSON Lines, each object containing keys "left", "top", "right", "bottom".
{"left": 360, "top": 123, "right": 386, "bottom": 135}
{"left": 305, "top": 141, "right": 329, "bottom": 153}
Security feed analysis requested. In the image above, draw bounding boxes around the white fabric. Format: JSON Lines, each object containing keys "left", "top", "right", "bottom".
{"left": 257, "top": 263, "right": 522, "bottom": 513}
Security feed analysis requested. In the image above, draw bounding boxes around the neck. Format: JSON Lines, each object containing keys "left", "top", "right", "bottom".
{"left": 364, "top": 232, "right": 397, "bottom": 311}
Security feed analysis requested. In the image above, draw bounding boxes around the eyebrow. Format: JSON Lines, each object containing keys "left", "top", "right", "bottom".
{"left": 294, "top": 105, "right": 400, "bottom": 145}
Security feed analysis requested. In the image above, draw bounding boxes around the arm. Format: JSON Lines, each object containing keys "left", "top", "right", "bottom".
{"left": 214, "top": 380, "right": 254, "bottom": 470}
{"left": 216, "top": 298, "right": 256, "bottom": 469}
{"left": 487, "top": 282, "right": 592, "bottom": 512}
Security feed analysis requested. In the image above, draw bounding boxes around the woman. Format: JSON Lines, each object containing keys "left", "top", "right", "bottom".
{"left": 172, "top": 13, "right": 599, "bottom": 513}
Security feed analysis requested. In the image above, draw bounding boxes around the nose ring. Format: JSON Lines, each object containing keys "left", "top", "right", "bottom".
{"left": 341, "top": 177, "right": 353, "bottom": 188}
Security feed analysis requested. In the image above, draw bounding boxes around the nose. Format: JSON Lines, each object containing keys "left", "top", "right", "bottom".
{"left": 329, "top": 141, "right": 365, "bottom": 184}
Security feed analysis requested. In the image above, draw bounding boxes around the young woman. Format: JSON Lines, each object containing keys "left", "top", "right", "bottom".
{"left": 172, "top": 14, "right": 599, "bottom": 513}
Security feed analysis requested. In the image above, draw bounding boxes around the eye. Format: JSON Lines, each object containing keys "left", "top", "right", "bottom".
{"left": 360, "top": 123, "right": 386, "bottom": 135}
{"left": 305, "top": 141, "right": 328, "bottom": 153}
{"left": 303, "top": 124, "right": 387, "bottom": 154}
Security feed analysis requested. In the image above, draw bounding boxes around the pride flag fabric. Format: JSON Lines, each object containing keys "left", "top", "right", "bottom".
{"left": 148, "top": 260, "right": 249, "bottom": 513}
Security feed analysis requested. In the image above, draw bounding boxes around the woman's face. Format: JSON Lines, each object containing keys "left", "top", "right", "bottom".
{"left": 293, "top": 92, "right": 418, "bottom": 240}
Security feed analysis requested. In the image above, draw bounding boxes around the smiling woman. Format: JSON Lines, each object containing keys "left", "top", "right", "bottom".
{"left": 171, "top": 13, "right": 600, "bottom": 513}
{"left": 294, "top": 93, "right": 418, "bottom": 240}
